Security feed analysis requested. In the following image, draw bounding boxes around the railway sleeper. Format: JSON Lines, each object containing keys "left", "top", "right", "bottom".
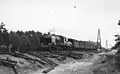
{"left": 28, "top": 52, "right": 53, "bottom": 65}
{"left": 27, "top": 53, "right": 46, "bottom": 64}
{"left": 67, "top": 54, "right": 82, "bottom": 59}
{"left": 0, "top": 52, "right": 46, "bottom": 66}
{"left": 28, "top": 52, "right": 58, "bottom": 66}
{"left": 0, "top": 59, "right": 18, "bottom": 74}
{"left": 34, "top": 52, "right": 58, "bottom": 66}
{"left": 12, "top": 53, "right": 47, "bottom": 68}
{"left": 34, "top": 53, "right": 57, "bottom": 66}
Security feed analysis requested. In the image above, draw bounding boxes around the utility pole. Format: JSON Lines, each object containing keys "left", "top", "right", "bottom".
{"left": 97, "top": 28, "right": 102, "bottom": 49}
{"left": 106, "top": 40, "right": 108, "bottom": 49}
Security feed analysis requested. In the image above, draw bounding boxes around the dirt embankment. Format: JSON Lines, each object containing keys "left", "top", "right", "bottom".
{"left": 0, "top": 51, "right": 119, "bottom": 74}
{"left": 29, "top": 52, "right": 100, "bottom": 74}
{"left": 36, "top": 52, "right": 120, "bottom": 74}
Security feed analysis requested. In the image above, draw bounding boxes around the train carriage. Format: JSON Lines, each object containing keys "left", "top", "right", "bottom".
{"left": 73, "top": 40, "right": 79, "bottom": 49}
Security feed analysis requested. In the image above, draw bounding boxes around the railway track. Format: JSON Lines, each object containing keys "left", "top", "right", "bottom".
{"left": 0, "top": 51, "right": 88, "bottom": 74}
{"left": 28, "top": 52, "right": 58, "bottom": 66}
{"left": 0, "top": 59, "right": 18, "bottom": 74}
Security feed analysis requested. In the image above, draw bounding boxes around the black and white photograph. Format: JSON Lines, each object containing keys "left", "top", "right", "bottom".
{"left": 0, "top": 0, "right": 120, "bottom": 74}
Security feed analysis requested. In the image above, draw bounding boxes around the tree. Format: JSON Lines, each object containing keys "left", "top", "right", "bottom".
{"left": 113, "top": 20, "right": 120, "bottom": 49}
{"left": 112, "top": 34, "right": 120, "bottom": 49}
{"left": 9, "top": 32, "right": 22, "bottom": 52}
{"left": 9, "top": 32, "right": 32, "bottom": 52}
{"left": 36, "top": 31, "right": 42, "bottom": 45}
{"left": 2, "top": 30, "right": 10, "bottom": 46}
{"left": 19, "top": 34, "right": 31, "bottom": 52}
{"left": 27, "top": 31, "right": 41, "bottom": 47}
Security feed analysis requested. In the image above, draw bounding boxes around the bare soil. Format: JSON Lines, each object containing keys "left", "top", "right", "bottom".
{"left": 0, "top": 51, "right": 119, "bottom": 74}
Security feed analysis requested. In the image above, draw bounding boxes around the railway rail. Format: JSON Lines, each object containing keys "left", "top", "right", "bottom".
{"left": 0, "top": 50, "right": 94, "bottom": 74}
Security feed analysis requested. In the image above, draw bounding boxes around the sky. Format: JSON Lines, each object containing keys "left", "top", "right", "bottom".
{"left": 0, "top": 0, "right": 120, "bottom": 48}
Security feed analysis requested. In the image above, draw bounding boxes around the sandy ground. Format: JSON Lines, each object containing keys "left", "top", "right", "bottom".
{"left": 47, "top": 54, "right": 102, "bottom": 74}
{"left": 29, "top": 51, "right": 119, "bottom": 74}
{"left": 29, "top": 53, "right": 101, "bottom": 74}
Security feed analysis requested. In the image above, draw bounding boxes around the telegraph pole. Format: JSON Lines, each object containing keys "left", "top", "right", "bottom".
{"left": 97, "top": 28, "right": 102, "bottom": 50}
{"left": 106, "top": 40, "right": 108, "bottom": 49}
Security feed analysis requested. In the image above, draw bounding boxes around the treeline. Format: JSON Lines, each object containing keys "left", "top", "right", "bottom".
{"left": 0, "top": 29, "right": 51, "bottom": 52}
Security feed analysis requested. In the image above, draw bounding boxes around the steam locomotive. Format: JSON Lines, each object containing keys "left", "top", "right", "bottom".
{"left": 39, "top": 34, "right": 99, "bottom": 51}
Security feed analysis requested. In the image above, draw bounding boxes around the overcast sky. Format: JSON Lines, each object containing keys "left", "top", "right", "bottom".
{"left": 0, "top": 0, "right": 120, "bottom": 48}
